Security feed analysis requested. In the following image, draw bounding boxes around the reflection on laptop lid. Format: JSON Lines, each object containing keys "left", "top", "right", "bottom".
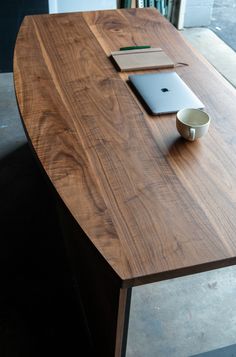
{"left": 129, "top": 72, "right": 204, "bottom": 115}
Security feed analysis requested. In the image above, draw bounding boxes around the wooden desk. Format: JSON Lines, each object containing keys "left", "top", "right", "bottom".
{"left": 14, "top": 8, "right": 236, "bottom": 356}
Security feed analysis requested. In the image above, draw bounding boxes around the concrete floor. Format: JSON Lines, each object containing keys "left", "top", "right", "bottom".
{"left": 209, "top": 0, "right": 236, "bottom": 52}
{"left": 127, "top": 267, "right": 236, "bottom": 357}
{"left": 0, "top": 73, "right": 26, "bottom": 158}
{"left": 182, "top": 28, "right": 236, "bottom": 88}
{"left": 1, "top": 26, "right": 236, "bottom": 357}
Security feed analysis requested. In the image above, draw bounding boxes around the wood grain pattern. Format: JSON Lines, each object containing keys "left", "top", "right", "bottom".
{"left": 14, "top": 8, "right": 236, "bottom": 288}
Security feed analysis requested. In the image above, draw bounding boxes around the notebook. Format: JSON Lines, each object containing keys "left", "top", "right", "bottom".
{"left": 129, "top": 72, "right": 204, "bottom": 115}
{"left": 111, "top": 48, "right": 175, "bottom": 72}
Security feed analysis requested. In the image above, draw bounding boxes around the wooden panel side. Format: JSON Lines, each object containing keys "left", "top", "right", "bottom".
{"left": 56, "top": 198, "right": 131, "bottom": 357}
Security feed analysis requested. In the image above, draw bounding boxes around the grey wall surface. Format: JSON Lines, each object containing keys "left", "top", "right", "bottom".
{"left": 0, "top": 0, "right": 48, "bottom": 72}
{"left": 48, "top": 0, "right": 116, "bottom": 13}
{"left": 184, "top": 0, "right": 214, "bottom": 27}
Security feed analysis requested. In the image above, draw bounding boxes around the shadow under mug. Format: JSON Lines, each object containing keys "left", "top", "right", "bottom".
{"left": 176, "top": 108, "right": 210, "bottom": 141}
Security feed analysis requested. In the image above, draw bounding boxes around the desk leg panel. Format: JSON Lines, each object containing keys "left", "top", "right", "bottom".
{"left": 57, "top": 200, "right": 131, "bottom": 357}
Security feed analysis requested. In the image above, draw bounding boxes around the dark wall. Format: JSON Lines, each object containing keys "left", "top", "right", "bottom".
{"left": 0, "top": 0, "right": 49, "bottom": 73}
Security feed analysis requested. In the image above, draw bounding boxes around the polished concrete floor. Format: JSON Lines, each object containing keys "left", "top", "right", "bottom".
{"left": 182, "top": 27, "right": 236, "bottom": 88}
{"left": 1, "top": 27, "right": 236, "bottom": 357}
{"left": 127, "top": 267, "right": 236, "bottom": 357}
{"left": 209, "top": 0, "right": 236, "bottom": 52}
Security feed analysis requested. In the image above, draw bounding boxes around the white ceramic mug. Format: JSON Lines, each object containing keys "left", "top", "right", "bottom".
{"left": 176, "top": 108, "right": 210, "bottom": 141}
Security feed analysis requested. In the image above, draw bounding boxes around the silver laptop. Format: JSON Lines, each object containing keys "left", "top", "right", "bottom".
{"left": 129, "top": 72, "right": 204, "bottom": 115}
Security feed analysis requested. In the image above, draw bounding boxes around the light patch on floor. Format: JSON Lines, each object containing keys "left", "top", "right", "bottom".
{"left": 127, "top": 266, "right": 236, "bottom": 357}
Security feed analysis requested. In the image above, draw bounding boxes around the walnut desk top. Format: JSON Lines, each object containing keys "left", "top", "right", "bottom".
{"left": 14, "top": 8, "right": 236, "bottom": 288}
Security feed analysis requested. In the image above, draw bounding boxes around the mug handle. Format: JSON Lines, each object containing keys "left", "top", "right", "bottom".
{"left": 189, "top": 128, "right": 195, "bottom": 141}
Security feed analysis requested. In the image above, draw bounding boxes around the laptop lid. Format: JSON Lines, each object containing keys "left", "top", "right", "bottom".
{"left": 129, "top": 72, "right": 204, "bottom": 115}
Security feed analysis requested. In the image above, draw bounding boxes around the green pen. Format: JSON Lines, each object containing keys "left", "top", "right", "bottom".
{"left": 119, "top": 45, "right": 151, "bottom": 51}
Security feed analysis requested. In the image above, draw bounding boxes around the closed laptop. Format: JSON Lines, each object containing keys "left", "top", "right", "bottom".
{"left": 129, "top": 72, "right": 204, "bottom": 115}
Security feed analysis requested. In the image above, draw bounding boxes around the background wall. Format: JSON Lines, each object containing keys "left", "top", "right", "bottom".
{"left": 184, "top": 0, "right": 214, "bottom": 27}
{"left": 49, "top": 0, "right": 117, "bottom": 13}
{"left": 0, "top": 0, "right": 117, "bottom": 72}
{"left": 0, "top": 0, "right": 48, "bottom": 73}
